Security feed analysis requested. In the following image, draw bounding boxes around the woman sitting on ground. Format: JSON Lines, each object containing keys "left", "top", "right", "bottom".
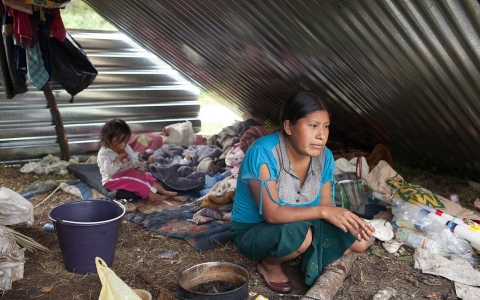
{"left": 231, "top": 90, "right": 375, "bottom": 294}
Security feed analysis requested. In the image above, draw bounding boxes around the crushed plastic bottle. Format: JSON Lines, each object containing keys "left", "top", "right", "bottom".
{"left": 395, "top": 228, "right": 450, "bottom": 255}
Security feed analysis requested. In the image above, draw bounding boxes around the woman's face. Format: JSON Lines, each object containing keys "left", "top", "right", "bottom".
{"left": 107, "top": 136, "right": 129, "bottom": 154}
{"left": 284, "top": 110, "right": 330, "bottom": 158}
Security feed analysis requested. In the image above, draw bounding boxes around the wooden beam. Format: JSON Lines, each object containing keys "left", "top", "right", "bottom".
{"left": 43, "top": 82, "right": 70, "bottom": 161}
{"left": 302, "top": 253, "right": 358, "bottom": 300}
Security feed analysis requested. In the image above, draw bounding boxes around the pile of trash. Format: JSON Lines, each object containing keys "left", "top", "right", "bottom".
{"left": 363, "top": 161, "right": 480, "bottom": 298}
{"left": 0, "top": 187, "right": 33, "bottom": 292}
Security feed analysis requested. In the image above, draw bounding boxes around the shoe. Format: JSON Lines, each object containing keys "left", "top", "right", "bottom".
{"left": 20, "top": 180, "right": 57, "bottom": 199}
{"left": 257, "top": 263, "right": 292, "bottom": 294}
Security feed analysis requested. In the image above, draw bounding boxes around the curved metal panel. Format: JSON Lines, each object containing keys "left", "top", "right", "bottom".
{"left": 0, "top": 30, "right": 200, "bottom": 162}
{"left": 82, "top": 0, "right": 480, "bottom": 178}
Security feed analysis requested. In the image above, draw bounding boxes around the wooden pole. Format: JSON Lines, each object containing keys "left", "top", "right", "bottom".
{"left": 301, "top": 253, "right": 358, "bottom": 300}
{"left": 42, "top": 82, "right": 70, "bottom": 161}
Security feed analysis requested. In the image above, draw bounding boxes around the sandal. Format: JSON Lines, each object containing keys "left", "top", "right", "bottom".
{"left": 257, "top": 263, "right": 292, "bottom": 294}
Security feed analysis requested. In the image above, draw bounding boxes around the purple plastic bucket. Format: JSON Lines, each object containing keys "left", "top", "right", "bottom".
{"left": 48, "top": 200, "right": 125, "bottom": 275}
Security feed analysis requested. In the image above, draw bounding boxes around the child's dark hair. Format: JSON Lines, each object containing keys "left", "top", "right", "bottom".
{"left": 279, "top": 90, "right": 330, "bottom": 129}
{"left": 99, "top": 119, "right": 131, "bottom": 148}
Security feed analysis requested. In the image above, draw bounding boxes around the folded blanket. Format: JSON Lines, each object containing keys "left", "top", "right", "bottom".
{"left": 189, "top": 204, "right": 232, "bottom": 224}
{"left": 152, "top": 144, "right": 185, "bottom": 166}
{"left": 149, "top": 164, "right": 206, "bottom": 190}
{"left": 183, "top": 145, "right": 222, "bottom": 166}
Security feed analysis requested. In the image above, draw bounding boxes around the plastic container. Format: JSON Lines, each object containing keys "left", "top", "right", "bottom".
{"left": 396, "top": 228, "right": 449, "bottom": 255}
{"left": 43, "top": 222, "right": 55, "bottom": 232}
{"left": 48, "top": 200, "right": 125, "bottom": 275}
{"left": 449, "top": 193, "right": 460, "bottom": 204}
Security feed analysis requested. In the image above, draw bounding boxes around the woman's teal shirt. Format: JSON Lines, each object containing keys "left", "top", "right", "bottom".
{"left": 231, "top": 131, "right": 335, "bottom": 224}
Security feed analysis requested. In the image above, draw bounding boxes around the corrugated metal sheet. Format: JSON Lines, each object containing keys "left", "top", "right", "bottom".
{"left": 83, "top": 0, "right": 480, "bottom": 179}
{"left": 0, "top": 30, "right": 201, "bottom": 163}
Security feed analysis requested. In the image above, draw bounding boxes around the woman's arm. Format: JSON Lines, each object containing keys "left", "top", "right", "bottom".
{"left": 250, "top": 164, "right": 370, "bottom": 235}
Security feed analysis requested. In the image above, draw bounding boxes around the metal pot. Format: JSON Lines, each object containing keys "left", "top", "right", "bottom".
{"left": 178, "top": 262, "right": 249, "bottom": 300}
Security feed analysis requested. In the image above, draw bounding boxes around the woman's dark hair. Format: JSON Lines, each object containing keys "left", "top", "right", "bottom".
{"left": 279, "top": 90, "right": 330, "bottom": 128}
{"left": 98, "top": 118, "right": 131, "bottom": 148}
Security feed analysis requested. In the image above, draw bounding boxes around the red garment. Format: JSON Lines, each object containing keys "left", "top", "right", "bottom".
{"left": 238, "top": 126, "right": 267, "bottom": 153}
{"left": 50, "top": 10, "right": 66, "bottom": 41}
{"left": 6, "top": 6, "right": 32, "bottom": 45}
{"left": 104, "top": 168, "right": 157, "bottom": 198}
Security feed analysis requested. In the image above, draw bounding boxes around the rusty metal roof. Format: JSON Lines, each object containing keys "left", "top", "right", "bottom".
{"left": 82, "top": 0, "right": 480, "bottom": 179}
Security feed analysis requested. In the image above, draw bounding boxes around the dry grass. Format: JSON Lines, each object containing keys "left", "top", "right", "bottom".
{"left": 1, "top": 163, "right": 479, "bottom": 299}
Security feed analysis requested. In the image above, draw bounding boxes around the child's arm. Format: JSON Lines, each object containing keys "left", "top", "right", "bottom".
{"left": 125, "top": 145, "right": 142, "bottom": 169}
{"left": 98, "top": 151, "right": 125, "bottom": 176}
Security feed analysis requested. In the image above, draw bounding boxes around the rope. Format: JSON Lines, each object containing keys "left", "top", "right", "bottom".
{"left": 34, "top": 182, "right": 67, "bottom": 208}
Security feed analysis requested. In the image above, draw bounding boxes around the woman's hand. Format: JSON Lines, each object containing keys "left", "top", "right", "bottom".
{"left": 320, "top": 206, "right": 375, "bottom": 241}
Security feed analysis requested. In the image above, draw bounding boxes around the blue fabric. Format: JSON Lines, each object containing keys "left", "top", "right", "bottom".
{"left": 63, "top": 180, "right": 108, "bottom": 200}
{"left": 125, "top": 191, "right": 232, "bottom": 252}
{"left": 26, "top": 43, "right": 49, "bottom": 89}
{"left": 221, "top": 170, "right": 232, "bottom": 178}
{"left": 199, "top": 188, "right": 211, "bottom": 196}
{"left": 203, "top": 172, "right": 227, "bottom": 190}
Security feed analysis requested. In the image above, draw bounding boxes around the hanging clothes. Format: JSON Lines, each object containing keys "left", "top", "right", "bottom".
{"left": 0, "top": 7, "right": 28, "bottom": 98}
{"left": 26, "top": 43, "right": 48, "bottom": 89}
{"left": 30, "top": 9, "right": 54, "bottom": 78}
{"left": 50, "top": 10, "right": 65, "bottom": 41}
{"left": 3, "top": 0, "right": 33, "bottom": 14}
{"left": 6, "top": 6, "right": 33, "bottom": 45}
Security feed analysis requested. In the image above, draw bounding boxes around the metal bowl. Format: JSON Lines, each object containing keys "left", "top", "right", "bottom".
{"left": 178, "top": 262, "right": 249, "bottom": 300}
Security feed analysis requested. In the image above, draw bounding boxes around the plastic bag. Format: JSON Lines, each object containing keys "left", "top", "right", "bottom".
{"left": 49, "top": 32, "right": 97, "bottom": 97}
{"left": 163, "top": 120, "right": 196, "bottom": 147}
{"left": 334, "top": 157, "right": 368, "bottom": 215}
{"left": 20, "top": 154, "right": 79, "bottom": 176}
{"left": 391, "top": 198, "right": 473, "bottom": 258}
{"left": 0, "top": 187, "right": 34, "bottom": 226}
{"left": 96, "top": 257, "right": 141, "bottom": 300}
{"left": 0, "top": 225, "right": 26, "bottom": 291}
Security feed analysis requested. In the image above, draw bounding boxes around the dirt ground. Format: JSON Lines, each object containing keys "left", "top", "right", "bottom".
{"left": 1, "top": 163, "right": 479, "bottom": 300}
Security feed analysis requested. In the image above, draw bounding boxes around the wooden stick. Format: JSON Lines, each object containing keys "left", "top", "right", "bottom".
{"left": 301, "top": 253, "right": 358, "bottom": 300}
{"left": 43, "top": 82, "right": 70, "bottom": 161}
{"left": 138, "top": 273, "right": 177, "bottom": 300}
{"left": 34, "top": 183, "right": 65, "bottom": 208}
{"left": 5, "top": 227, "right": 49, "bottom": 252}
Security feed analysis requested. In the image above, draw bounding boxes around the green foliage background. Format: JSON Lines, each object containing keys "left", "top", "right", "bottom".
{"left": 62, "top": 1, "right": 116, "bottom": 31}
{"left": 61, "top": 1, "right": 238, "bottom": 134}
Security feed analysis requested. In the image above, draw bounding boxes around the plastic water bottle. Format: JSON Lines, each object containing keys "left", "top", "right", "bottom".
{"left": 396, "top": 228, "right": 449, "bottom": 255}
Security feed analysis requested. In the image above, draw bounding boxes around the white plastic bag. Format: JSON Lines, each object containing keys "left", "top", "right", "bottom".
{"left": 0, "top": 225, "right": 26, "bottom": 291}
{"left": 20, "top": 154, "right": 79, "bottom": 176}
{"left": 163, "top": 120, "right": 196, "bottom": 147}
{"left": 0, "top": 187, "right": 34, "bottom": 226}
{"left": 96, "top": 257, "right": 141, "bottom": 300}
